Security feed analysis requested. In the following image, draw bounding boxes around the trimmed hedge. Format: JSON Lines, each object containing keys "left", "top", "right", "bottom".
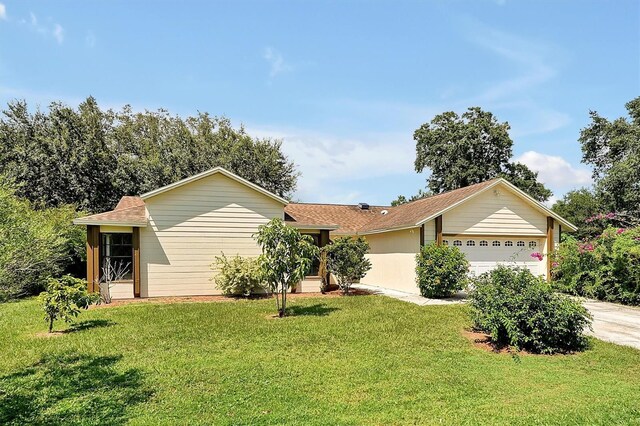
{"left": 416, "top": 243, "right": 469, "bottom": 298}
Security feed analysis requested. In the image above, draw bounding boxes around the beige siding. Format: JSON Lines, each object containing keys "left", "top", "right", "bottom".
{"left": 109, "top": 282, "right": 134, "bottom": 299}
{"left": 100, "top": 225, "right": 133, "bottom": 233}
{"left": 422, "top": 219, "right": 436, "bottom": 244}
{"left": 442, "top": 183, "right": 547, "bottom": 236}
{"left": 361, "top": 228, "right": 420, "bottom": 294}
{"left": 140, "top": 173, "right": 284, "bottom": 297}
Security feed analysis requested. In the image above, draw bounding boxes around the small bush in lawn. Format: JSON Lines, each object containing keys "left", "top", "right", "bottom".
{"left": 416, "top": 243, "right": 469, "bottom": 298}
{"left": 39, "top": 275, "right": 98, "bottom": 333}
{"left": 325, "top": 236, "right": 372, "bottom": 295}
{"left": 211, "top": 254, "right": 265, "bottom": 296}
{"left": 470, "top": 266, "right": 592, "bottom": 354}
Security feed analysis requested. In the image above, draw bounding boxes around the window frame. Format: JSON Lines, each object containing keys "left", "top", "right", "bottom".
{"left": 100, "top": 232, "right": 134, "bottom": 282}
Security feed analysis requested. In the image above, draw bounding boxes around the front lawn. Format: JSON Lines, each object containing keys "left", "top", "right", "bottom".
{"left": 1, "top": 295, "right": 639, "bottom": 425}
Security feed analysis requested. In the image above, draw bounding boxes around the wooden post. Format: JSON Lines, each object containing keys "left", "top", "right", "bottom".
{"left": 86, "top": 226, "right": 94, "bottom": 293}
{"left": 86, "top": 225, "right": 100, "bottom": 293}
{"left": 319, "top": 229, "right": 330, "bottom": 283}
{"left": 133, "top": 227, "right": 141, "bottom": 297}
{"left": 435, "top": 215, "right": 443, "bottom": 246}
{"left": 547, "top": 217, "right": 554, "bottom": 282}
{"left": 419, "top": 224, "right": 425, "bottom": 248}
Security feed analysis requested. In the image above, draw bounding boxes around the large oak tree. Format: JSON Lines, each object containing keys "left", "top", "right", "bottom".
{"left": 412, "top": 107, "right": 552, "bottom": 202}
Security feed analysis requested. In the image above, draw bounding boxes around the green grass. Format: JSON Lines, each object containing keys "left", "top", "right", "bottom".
{"left": 1, "top": 295, "right": 639, "bottom": 425}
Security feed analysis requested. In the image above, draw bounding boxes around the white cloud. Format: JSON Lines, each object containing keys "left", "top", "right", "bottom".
{"left": 0, "top": 3, "right": 7, "bottom": 20}
{"left": 53, "top": 23, "right": 64, "bottom": 44}
{"left": 249, "top": 126, "right": 417, "bottom": 203}
{"left": 457, "top": 18, "right": 570, "bottom": 136}
{"left": 516, "top": 151, "right": 592, "bottom": 189}
{"left": 17, "top": 12, "right": 64, "bottom": 43}
{"left": 263, "top": 47, "right": 293, "bottom": 78}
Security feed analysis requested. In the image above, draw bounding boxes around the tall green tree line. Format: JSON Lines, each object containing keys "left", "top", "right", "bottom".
{"left": 0, "top": 97, "right": 298, "bottom": 213}
{"left": 552, "top": 96, "right": 640, "bottom": 238}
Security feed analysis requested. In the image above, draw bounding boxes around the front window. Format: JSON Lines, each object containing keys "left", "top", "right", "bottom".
{"left": 304, "top": 233, "right": 320, "bottom": 276}
{"left": 101, "top": 233, "right": 133, "bottom": 281}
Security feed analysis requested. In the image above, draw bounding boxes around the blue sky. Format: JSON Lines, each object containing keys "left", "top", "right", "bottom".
{"left": 0, "top": 1, "right": 638, "bottom": 205}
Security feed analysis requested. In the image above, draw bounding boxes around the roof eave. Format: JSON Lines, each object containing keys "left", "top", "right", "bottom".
{"left": 72, "top": 219, "right": 147, "bottom": 227}
{"left": 286, "top": 223, "right": 340, "bottom": 231}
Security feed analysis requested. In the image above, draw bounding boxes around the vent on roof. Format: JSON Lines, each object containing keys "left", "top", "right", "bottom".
{"left": 358, "top": 203, "right": 370, "bottom": 210}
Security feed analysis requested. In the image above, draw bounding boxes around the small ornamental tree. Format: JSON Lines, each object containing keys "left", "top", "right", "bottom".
{"left": 39, "top": 275, "right": 98, "bottom": 333}
{"left": 325, "top": 236, "right": 372, "bottom": 295}
{"left": 255, "top": 218, "right": 318, "bottom": 317}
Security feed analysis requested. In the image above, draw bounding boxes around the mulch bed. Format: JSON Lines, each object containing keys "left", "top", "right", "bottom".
{"left": 91, "top": 288, "right": 372, "bottom": 309}
{"left": 462, "top": 329, "right": 514, "bottom": 354}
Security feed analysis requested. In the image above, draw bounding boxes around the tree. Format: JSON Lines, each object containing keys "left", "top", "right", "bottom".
{"left": 552, "top": 188, "right": 602, "bottom": 240}
{"left": 413, "top": 107, "right": 552, "bottom": 201}
{"left": 0, "top": 178, "right": 85, "bottom": 301}
{"left": 325, "top": 236, "right": 372, "bottom": 295}
{"left": 0, "top": 97, "right": 299, "bottom": 213}
{"left": 390, "top": 189, "right": 432, "bottom": 206}
{"left": 255, "top": 218, "right": 318, "bottom": 317}
{"left": 579, "top": 97, "right": 640, "bottom": 221}
{"left": 39, "top": 275, "right": 97, "bottom": 333}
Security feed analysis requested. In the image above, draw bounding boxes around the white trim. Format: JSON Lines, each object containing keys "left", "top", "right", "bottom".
{"left": 358, "top": 224, "right": 421, "bottom": 236}
{"left": 72, "top": 219, "right": 147, "bottom": 227}
{"left": 140, "top": 167, "right": 289, "bottom": 205}
{"left": 286, "top": 223, "right": 340, "bottom": 231}
{"left": 415, "top": 179, "right": 578, "bottom": 231}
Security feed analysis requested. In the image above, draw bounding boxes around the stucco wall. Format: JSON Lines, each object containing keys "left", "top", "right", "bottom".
{"left": 139, "top": 173, "right": 284, "bottom": 297}
{"left": 361, "top": 227, "right": 420, "bottom": 294}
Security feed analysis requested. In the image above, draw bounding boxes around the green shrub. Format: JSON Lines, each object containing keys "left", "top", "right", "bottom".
{"left": 0, "top": 179, "right": 85, "bottom": 301}
{"left": 553, "top": 226, "right": 640, "bottom": 305}
{"left": 325, "top": 236, "right": 372, "bottom": 295}
{"left": 470, "top": 266, "right": 591, "bottom": 354}
{"left": 211, "top": 254, "right": 265, "bottom": 296}
{"left": 39, "top": 275, "right": 97, "bottom": 333}
{"left": 416, "top": 243, "right": 469, "bottom": 298}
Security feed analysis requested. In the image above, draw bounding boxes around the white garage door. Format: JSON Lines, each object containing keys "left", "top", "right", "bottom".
{"left": 444, "top": 237, "right": 544, "bottom": 276}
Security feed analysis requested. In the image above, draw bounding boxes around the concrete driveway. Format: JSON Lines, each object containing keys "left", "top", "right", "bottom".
{"left": 354, "top": 284, "right": 640, "bottom": 351}
{"left": 582, "top": 300, "right": 640, "bottom": 350}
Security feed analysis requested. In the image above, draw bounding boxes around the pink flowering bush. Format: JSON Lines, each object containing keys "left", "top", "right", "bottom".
{"left": 552, "top": 226, "right": 640, "bottom": 305}
{"left": 530, "top": 252, "right": 544, "bottom": 261}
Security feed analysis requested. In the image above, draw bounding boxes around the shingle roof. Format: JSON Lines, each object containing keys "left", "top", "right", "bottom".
{"left": 73, "top": 196, "right": 146, "bottom": 226}
{"left": 284, "top": 179, "right": 500, "bottom": 234}
{"left": 284, "top": 203, "right": 389, "bottom": 233}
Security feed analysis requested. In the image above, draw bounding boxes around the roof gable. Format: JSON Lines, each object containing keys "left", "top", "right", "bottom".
{"left": 140, "top": 167, "right": 289, "bottom": 205}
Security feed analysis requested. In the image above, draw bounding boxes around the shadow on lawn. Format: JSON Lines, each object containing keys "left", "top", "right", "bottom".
{"left": 287, "top": 303, "right": 340, "bottom": 317}
{"left": 0, "top": 352, "right": 152, "bottom": 426}
{"left": 65, "top": 319, "right": 116, "bottom": 333}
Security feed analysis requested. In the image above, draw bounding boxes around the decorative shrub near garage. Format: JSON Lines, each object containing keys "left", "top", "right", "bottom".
{"left": 470, "top": 266, "right": 592, "bottom": 354}
{"left": 553, "top": 226, "right": 640, "bottom": 305}
{"left": 211, "top": 254, "right": 265, "bottom": 297}
{"left": 415, "top": 243, "right": 469, "bottom": 298}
